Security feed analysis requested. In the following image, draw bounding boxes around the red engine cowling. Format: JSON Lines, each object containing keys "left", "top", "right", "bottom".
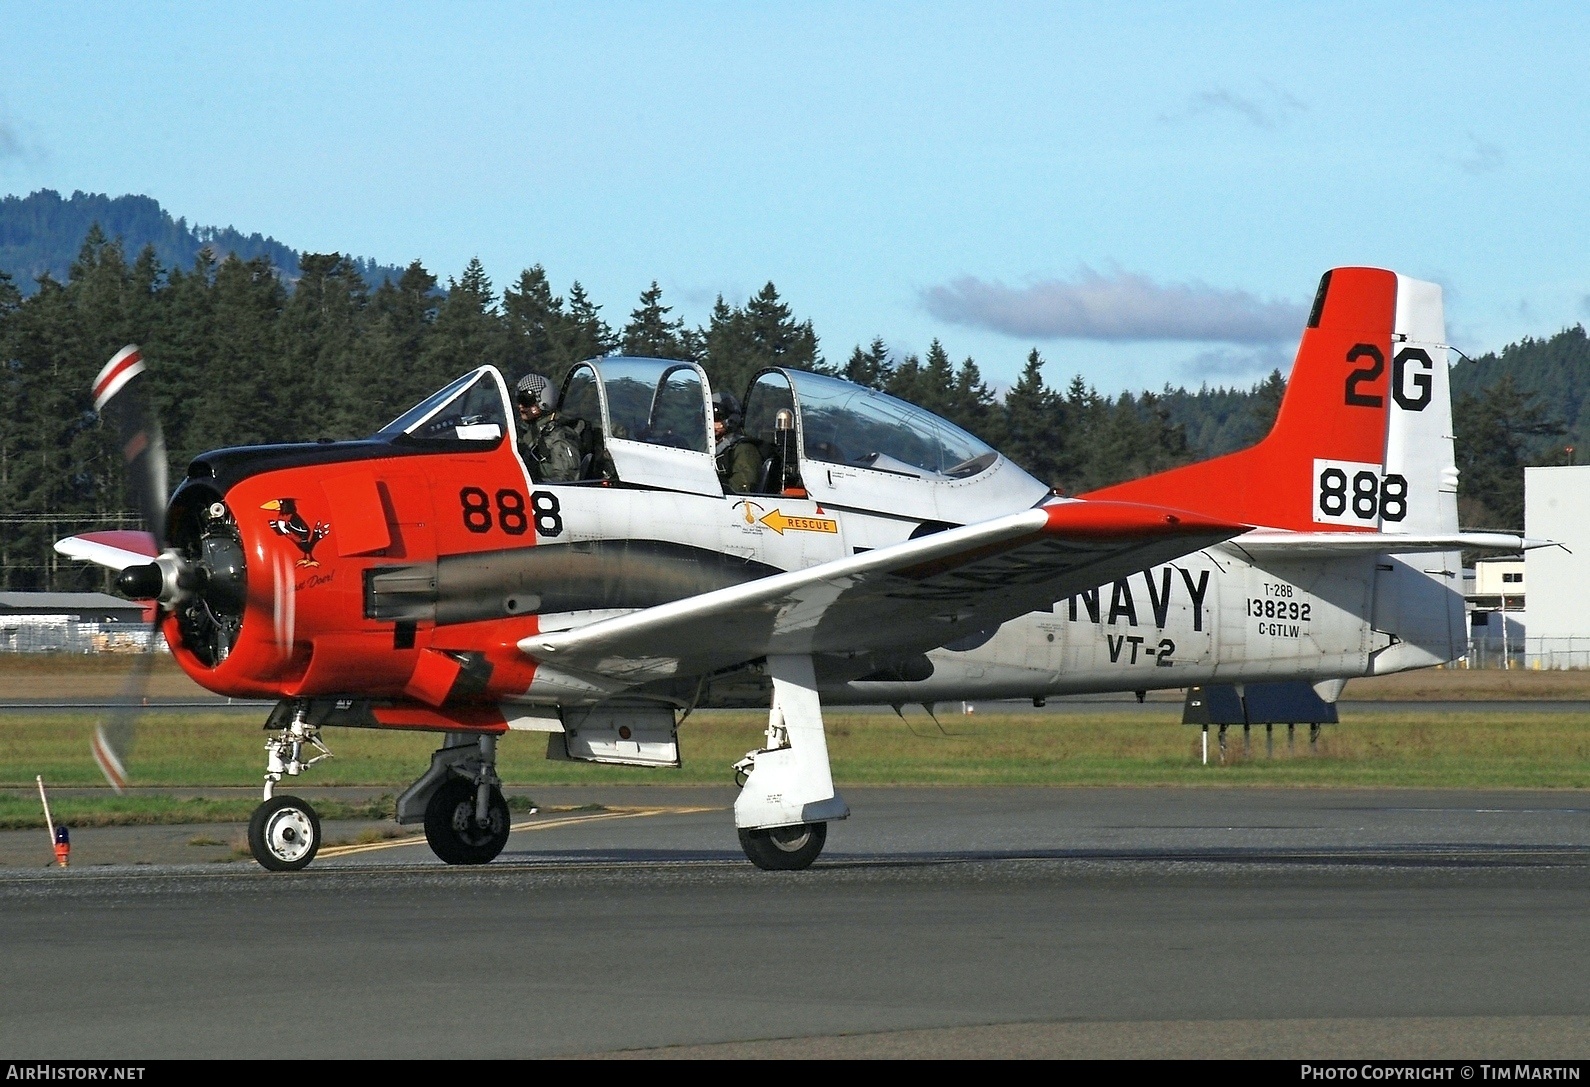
{"left": 160, "top": 447, "right": 539, "bottom": 707}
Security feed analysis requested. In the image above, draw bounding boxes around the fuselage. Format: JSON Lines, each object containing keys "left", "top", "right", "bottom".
{"left": 158, "top": 359, "right": 1463, "bottom": 717}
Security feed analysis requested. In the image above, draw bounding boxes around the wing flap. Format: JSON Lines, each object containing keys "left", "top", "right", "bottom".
{"left": 521, "top": 500, "right": 1244, "bottom": 681}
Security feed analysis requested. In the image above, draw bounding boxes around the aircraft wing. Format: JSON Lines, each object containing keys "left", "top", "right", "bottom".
{"left": 520, "top": 500, "right": 1244, "bottom": 682}
{"left": 53, "top": 530, "right": 160, "bottom": 571}
{"left": 1228, "top": 530, "right": 1541, "bottom": 557}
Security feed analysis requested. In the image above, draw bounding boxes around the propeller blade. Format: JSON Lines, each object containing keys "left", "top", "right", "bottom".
{"left": 89, "top": 346, "right": 172, "bottom": 792}
{"left": 93, "top": 345, "right": 168, "bottom": 550}
{"left": 91, "top": 616, "right": 162, "bottom": 792}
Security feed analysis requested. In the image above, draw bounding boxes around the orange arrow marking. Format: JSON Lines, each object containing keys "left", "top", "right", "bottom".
{"left": 759, "top": 509, "right": 838, "bottom": 535}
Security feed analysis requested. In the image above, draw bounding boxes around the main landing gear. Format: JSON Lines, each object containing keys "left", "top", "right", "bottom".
{"left": 737, "top": 822, "right": 828, "bottom": 871}
{"left": 397, "top": 732, "right": 511, "bottom": 866}
{"left": 731, "top": 654, "right": 847, "bottom": 871}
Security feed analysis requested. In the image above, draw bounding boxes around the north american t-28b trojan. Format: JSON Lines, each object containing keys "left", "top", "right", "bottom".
{"left": 58, "top": 267, "right": 1527, "bottom": 871}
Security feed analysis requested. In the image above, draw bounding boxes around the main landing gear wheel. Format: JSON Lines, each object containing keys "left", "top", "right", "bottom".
{"left": 738, "top": 821, "right": 826, "bottom": 871}
{"left": 424, "top": 778, "right": 510, "bottom": 865}
{"left": 248, "top": 795, "right": 322, "bottom": 872}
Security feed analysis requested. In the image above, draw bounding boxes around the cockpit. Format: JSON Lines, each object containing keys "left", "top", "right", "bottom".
{"left": 378, "top": 358, "right": 1049, "bottom": 523}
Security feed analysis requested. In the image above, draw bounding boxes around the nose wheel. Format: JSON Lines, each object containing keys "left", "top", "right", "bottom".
{"left": 248, "top": 795, "right": 322, "bottom": 871}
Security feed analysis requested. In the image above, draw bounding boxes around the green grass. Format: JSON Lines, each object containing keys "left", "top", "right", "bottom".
{"left": 3, "top": 709, "right": 1589, "bottom": 828}
{"left": 5, "top": 709, "right": 1590, "bottom": 787}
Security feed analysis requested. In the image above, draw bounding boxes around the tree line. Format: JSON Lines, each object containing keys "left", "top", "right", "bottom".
{"left": 3, "top": 225, "right": 1563, "bottom": 590}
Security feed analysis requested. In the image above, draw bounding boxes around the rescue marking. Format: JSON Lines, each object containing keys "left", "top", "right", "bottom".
{"left": 758, "top": 509, "right": 838, "bottom": 535}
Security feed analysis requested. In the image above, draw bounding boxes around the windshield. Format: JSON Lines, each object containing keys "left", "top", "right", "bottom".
{"left": 378, "top": 367, "right": 509, "bottom": 443}
{"left": 785, "top": 370, "right": 997, "bottom": 478}
{"left": 599, "top": 359, "right": 711, "bottom": 451}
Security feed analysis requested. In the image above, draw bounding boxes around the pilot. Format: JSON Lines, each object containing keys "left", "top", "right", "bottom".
{"left": 516, "top": 373, "right": 582, "bottom": 483}
{"left": 712, "top": 390, "right": 762, "bottom": 494}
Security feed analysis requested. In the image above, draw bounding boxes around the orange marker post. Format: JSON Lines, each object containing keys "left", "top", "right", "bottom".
{"left": 36, "top": 776, "right": 68, "bottom": 868}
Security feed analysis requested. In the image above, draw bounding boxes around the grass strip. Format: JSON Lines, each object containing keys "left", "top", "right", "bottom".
{"left": 1, "top": 708, "right": 1587, "bottom": 801}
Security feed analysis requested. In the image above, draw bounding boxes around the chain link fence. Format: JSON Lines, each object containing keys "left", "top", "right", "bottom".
{"left": 0, "top": 620, "right": 159, "bottom": 654}
{"left": 1525, "top": 637, "right": 1590, "bottom": 670}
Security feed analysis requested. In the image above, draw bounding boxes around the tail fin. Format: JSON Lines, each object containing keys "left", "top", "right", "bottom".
{"left": 1085, "top": 267, "right": 1456, "bottom": 534}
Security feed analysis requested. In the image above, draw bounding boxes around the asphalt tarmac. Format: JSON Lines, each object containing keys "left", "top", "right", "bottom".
{"left": 2, "top": 786, "right": 1588, "bottom": 1059}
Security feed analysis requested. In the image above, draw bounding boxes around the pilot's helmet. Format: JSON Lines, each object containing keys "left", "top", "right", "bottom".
{"left": 711, "top": 390, "right": 742, "bottom": 430}
{"left": 516, "top": 373, "right": 556, "bottom": 414}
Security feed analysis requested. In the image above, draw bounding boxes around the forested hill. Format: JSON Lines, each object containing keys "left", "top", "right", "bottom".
{"left": 1450, "top": 324, "right": 1590, "bottom": 446}
{"left": 1447, "top": 324, "right": 1589, "bottom": 529}
{"left": 0, "top": 190, "right": 407, "bottom": 293}
{"left": 0, "top": 203, "right": 1579, "bottom": 589}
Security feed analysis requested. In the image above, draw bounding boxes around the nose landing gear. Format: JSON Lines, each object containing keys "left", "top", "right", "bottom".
{"left": 247, "top": 703, "right": 333, "bottom": 872}
{"left": 248, "top": 795, "right": 321, "bottom": 871}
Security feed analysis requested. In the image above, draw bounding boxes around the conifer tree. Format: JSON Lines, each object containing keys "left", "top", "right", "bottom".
{"left": 279, "top": 253, "right": 368, "bottom": 442}
{"left": 702, "top": 283, "right": 823, "bottom": 398}
{"left": 365, "top": 259, "right": 439, "bottom": 424}
{"left": 501, "top": 265, "right": 567, "bottom": 384}
{"left": 947, "top": 355, "right": 999, "bottom": 446}
{"left": 843, "top": 337, "right": 892, "bottom": 390}
{"left": 621, "top": 281, "right": 693, "bottom": 361}
{"left": 562, "top": 281, "right": 616, "bottom": 367}
{"left": 423, "top": 257, "right": 504, "bottom": 394}
{"left": 1001, "top": 348, "right": 1063, "bottom": 486}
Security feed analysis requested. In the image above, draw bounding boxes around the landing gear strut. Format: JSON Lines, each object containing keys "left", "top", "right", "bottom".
{"left": 397, "top": 732, "right": 512, "bottom": 866}
{"left": 732, "top": 655, "right": 847, "bottom": 871}
{"left": 247, "top": 703, "right": 333, "bottom": 871}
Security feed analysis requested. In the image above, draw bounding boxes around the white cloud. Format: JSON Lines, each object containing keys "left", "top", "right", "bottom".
{"left": 922, "top": 269, "right": 1307, "bottom": 344}
{"left": 1181, "top": 344, "right": 1294, "bottom": 383}
{"left": 1455, "top": 134, "right": 1504, "bottom": 176}
{"left": 1160, "top": 84, "right": 1306, "bottom": 130}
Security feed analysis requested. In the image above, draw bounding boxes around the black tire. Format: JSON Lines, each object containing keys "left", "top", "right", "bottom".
{"left": 248, "top": 795, "right": 321, "bottom": 872}
{"left": 738, "top": 821, "right": 827, "bottom": 871}
{"left": 424, "top": 778, "right": 510, "bottom": 865}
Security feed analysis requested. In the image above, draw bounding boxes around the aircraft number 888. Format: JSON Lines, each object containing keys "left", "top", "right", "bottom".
{"left": 459, "top": 488, "right": 563, "bottom": 537}
{"left": 1314, "top": 465, "right": 1407, "bottom": 524}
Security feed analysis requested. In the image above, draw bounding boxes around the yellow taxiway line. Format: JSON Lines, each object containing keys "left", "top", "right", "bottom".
{"left": 317, "top": 805, "right": 722, "bottom": 859}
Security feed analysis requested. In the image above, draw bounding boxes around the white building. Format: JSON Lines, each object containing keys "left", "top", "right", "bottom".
{"left": 1525, "top": 465, "right": 1590, "bottom": 668}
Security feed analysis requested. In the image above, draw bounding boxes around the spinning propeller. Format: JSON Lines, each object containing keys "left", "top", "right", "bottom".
{"left": 89, "top": 345, "right": 249, "bottom": 790}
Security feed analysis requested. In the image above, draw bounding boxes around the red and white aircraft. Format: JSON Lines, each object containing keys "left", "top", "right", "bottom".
{"left": 58, "top": 266, "right": 1526, "bottom": 871}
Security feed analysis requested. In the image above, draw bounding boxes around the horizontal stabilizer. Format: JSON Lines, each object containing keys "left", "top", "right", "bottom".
{"left": 1228, "top": 530, "right": 1539, "bottom": 557}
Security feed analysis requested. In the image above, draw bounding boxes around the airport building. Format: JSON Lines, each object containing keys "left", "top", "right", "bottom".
{"left": 1466, "top": 559, "right": 1526, "bottom": 667}
{"left": 0, "top": 591, "right": 153, "bottom": 653}
{"left": 1524, "top": 465, "right": 1590, "bottom": 668}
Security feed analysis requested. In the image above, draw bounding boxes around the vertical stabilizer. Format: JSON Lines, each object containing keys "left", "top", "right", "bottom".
{"left": 1383, "top": 275, "right": 1459, "bottom": 535}
{"left": 1085, "top": 267, "right": 1399, "bottom": 531}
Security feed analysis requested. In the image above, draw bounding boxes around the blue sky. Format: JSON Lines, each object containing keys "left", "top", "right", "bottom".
{"left": 2, "top": 2, "right": 1587, "bottom": 393}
